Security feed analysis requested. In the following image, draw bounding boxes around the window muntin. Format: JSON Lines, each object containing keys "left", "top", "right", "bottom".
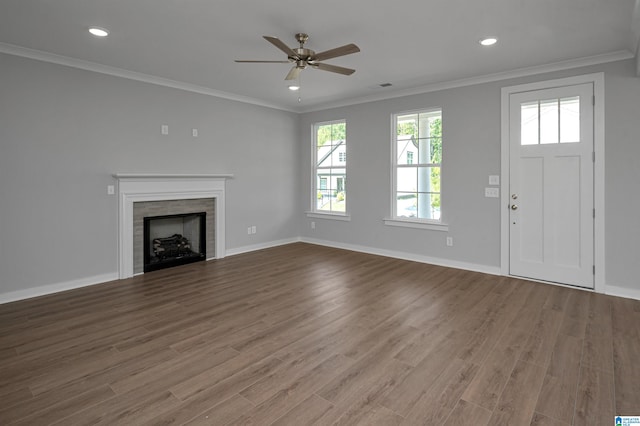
{"left": 313, "top": 120, "right": 347, "bottom": 214}
{"left": 393, "top": 110, "right": 442, "bottom": 221}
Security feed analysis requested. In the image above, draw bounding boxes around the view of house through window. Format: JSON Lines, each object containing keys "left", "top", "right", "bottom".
{"left": 393, "top": 109, "right": 442, "bottom": 221}
{"left": 314, "top": 120, "right": 346, "bottom": 213}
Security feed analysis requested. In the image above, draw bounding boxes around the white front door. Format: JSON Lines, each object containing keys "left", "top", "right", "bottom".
{"left": 509, "top": 83, "right": 594, "bottom": 288}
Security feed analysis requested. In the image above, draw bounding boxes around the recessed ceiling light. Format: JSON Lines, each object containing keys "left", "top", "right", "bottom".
{"left": 89, "top": 27, "right": 109, "bottom": 37}
{"left": 288, "top": 85, "right": 300, "bottom": 91}
{"left": 479, "top": 37, "right": 497, "bottom": 46}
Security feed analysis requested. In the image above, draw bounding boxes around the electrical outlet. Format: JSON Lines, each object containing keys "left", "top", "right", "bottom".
{"left": 192, "top": 128, "right": 198, "bottom": 137}
{"left": 446, "top": 236, "right": 453, "bottom": 246}
{"left": 247, "top": 227, "right": 251, "bottom": 235}
{"left": 161, "top": 124, "right": 169, "bottom": 135}
{"left": 311, "top": 221, "right": 315, "bottom": 229}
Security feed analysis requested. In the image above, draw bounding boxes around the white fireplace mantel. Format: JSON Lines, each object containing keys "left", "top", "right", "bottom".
{"left": 114, "top": 173, "right": 232, "bottom": 279}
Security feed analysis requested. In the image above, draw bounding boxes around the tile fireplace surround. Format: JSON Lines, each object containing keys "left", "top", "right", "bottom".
{"left": 114, "top": 174, "right": 232, "bottom": 279}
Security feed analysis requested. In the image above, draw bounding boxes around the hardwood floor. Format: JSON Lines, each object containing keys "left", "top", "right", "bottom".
{"left": 1, "top": 242, "right": 638, "bottom": 425}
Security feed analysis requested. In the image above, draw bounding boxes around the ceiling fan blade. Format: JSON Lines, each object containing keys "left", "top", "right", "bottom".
{"left": 285, "top": 66, "right": 302, "bottom": 80}
{"left": 235, "top": 60, "right": 291, "bottom": 63}
{"left": 312, "top": 43, "right": 360, "bottom": 62}
{"left": 263, "top": 36, "right": 298, "bottom": 58}
{"left": 311, "top": 62, "right": 356, "bottom": 76}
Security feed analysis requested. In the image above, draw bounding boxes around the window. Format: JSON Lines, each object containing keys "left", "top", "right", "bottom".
{"left": 313, "top": 120, "right": 347, "bottom": 214}
{"left": 392, "top": 109, "right": 442, "bottom": 221}
{"left": 521, "top": 96, "right": 580, "bottom": 145}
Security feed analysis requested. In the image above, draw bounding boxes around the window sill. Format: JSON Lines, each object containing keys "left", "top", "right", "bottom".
{"left": 383, "top": 218, "right": 449, "bottom": 231}
{"left": 306, "top": 211, "right": 351, "bottom": 222}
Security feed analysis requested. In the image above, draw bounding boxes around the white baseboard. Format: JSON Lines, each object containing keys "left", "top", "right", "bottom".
{"left": 0, "top": 272, "right": 119, "bottom": 305}
{"left": 605, "top": 284, "right": 640, "bottom": 301}
{"left": 225, "top": 237, "right": 302, "bottom": 257}
{"left": 301, "top": 237, "right": 501, "bottom": 276}
{"left": 8, "top": 239, "right": 634, "bottom": 305}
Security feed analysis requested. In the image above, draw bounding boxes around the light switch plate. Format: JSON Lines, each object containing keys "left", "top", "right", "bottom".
{"left": 485, "top": 187, "right": 500, "bottom": 198}
{"left": 489, "top": 175, "right": 500, "bottom": 185}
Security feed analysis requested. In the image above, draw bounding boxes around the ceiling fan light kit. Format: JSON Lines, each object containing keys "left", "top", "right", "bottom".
{"left": 236, "top": 33, "right": 360, "bottom": 81}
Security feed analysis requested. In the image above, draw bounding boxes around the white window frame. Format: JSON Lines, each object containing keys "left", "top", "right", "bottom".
{"left": 307, "top": 119, "right": 350, "bottom": 221}
{"left": 385, "top": 108, "right": 448, "bottom": 231}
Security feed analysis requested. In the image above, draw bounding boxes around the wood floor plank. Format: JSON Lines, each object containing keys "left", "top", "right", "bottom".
{"left": 226, "top": 353, "right": 353, "bottom": 426}
{"left": 611, "top": 296, "right": 640, "bottom": 414}
{"left": 573, "top": 366, "right": 615, "bottom": 426}
{"left": 180, "top": 394, "right": 254, "bottom": 426}
{"left": 530, "top": 412, "right": 570, "bottom": 426}
{"left": 534, "top": 334, "right": 583, "bottom": 424}
{"left": 400, "top": 359, "right": 479, "bottom": 424}
{"left": 270, "top": 393, "right": 335, "bottom": 426}
{"left": 0, "top": 243, "right": 636, "bottom": 425}
{"left": 312, "top": 358, "right": 413, "bottom": 425}
{"left": 461, "top": 326, "right": 530, "bottom": 410}
{"left": 148, "top": 356, "right": 283, "bottom": 425}
{"left": 487, "top": 360, "right": 547, "bottom": 425}
{"left": 443, "top": 399, "right": 492, "bottom": 426}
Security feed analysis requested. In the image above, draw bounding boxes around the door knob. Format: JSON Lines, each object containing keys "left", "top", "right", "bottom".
{"left": 511, "top": 204, "right": 518, "bottom": 210}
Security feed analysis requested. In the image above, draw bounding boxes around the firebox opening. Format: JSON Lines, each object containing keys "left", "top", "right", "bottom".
{"left": 143, "top": 212, "right": 206, "bottom": 272}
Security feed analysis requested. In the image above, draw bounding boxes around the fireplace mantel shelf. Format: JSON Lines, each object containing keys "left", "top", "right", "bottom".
{"left": 113, "top": 173, "right": 233, "bottom": 180}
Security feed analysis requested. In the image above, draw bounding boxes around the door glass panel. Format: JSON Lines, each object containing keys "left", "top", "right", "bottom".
{"left": 540, "top": 99, "right": 559, "bottom": 144}
{"left": 560, "top": 96, "right": 580, "bottom": 143}
{"left": 521, "top": 101, "right": 539, "bottom": 145}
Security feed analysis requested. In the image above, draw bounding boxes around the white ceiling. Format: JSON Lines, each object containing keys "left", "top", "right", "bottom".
{"left": 1, "top": 0, "right": 638, "bottom": 112}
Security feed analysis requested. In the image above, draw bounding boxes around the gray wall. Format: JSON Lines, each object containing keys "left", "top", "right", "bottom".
{"left": 1, "top": 52, "right": 639, "bottom": 300}
{"left": 299, "top": 59, "right": 640, "bottom": 294}
{"left": 0, "top": 53, "right": 299, "bottom": 297}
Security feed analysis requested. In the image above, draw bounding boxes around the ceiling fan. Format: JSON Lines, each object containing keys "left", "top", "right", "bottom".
{"left": 235, "top": 33, "right": 360, "bottom": 80}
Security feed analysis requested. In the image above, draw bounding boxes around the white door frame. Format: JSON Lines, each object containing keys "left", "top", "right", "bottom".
{"left": 500, "top": 73, "right": 605, "bottom": 293}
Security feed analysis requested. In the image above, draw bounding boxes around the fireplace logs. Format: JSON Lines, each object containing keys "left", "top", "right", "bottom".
{"left": 153, "top": 234, "right": 192, "bottom": 259}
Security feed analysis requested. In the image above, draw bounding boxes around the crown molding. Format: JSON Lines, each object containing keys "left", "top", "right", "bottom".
{"left": 299, "top": 50, "right": 634, "bottom": 113}
{"left": 0, "top": 42, "right": 296, "bottom": 113}
{"left": 1, "top": 42, "right": 634, "bottom": 114}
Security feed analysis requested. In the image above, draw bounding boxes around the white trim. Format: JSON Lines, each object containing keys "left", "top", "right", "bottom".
{"left": 114, "top": 174, "right": 232, "bottom": 279}
{"left": 225, "top": 237, "right": 301, "bottom": 257}
{"left": 605, "top": 284, "right": 640, "bottom": 301}
{"left": 300, "top": 51, "right": 632, "bottom": 113}
{"left": 301, "top": 237, "right": 501, "bottom": 276}
{"left": 500, "top": 73, "right": 605, "bottom": 293}
{"left": 306, "top": 212, "right": 351, "bottom": 221}
{"left": 0, "top": 273, "right": 118, "bottom": 305}
{"left": 0, "top": 42, "right": 295, "bottom": 113}
{"left": 383, "top": 218, "right": 449, "bottom": 232}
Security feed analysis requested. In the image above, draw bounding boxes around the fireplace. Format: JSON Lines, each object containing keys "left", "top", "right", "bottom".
{"left": 114, "top": 174, "right": 232, "bottom": 279}
{"left": 143, "top": 212, "right": 206, "bottom": 272}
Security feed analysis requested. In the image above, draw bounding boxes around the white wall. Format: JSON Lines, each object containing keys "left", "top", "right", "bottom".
{"left": 0, "top": 53, "right": 300, "bottom": 299}
{"left": 299, "top": 59, "right": 640, "bottom": 296}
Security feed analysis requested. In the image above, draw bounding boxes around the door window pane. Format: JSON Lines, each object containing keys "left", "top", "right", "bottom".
{"left": 540, "top": 99, "right": 559, "bottom": 144}
{"left": 521, "top": 101, "right": 539, "bottom": 145}
{"left": 560, "top": 96, "right": 580, "bottom": 143}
